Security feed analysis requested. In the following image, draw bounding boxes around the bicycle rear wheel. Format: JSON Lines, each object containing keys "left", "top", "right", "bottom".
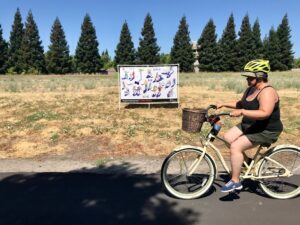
{"left": 161, "top": 148, "right": 216, "bottom": 199}
{"left": 258, "top": 147, "right": 300, "bottom": 199}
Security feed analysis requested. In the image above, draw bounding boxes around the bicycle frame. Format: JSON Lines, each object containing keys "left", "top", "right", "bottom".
{"left": 176, "top": 133, "right": 294, "bottom": 180}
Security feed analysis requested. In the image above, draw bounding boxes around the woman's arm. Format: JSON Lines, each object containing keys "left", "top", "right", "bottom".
{"left": 217, "top": 101, "right": 241, "bottom": 109}
{"left": 217, "top": 87, "right": 250, "bottom": 109}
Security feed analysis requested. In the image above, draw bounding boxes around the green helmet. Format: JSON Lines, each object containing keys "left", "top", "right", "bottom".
{"left": 241, "top": 59, "right": 270, "bottom": 78}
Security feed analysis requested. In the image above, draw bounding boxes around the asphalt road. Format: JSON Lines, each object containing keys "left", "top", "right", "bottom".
{"left": 0, "top": 169, "right": 299, "bottom": 225}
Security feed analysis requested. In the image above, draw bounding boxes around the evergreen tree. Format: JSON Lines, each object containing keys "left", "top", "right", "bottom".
{"left": 237, "top": 14, "right": 254, "bottom": 70}
{"left": 7, "top": 8, "right": 24, "bottom": 73}
{"left": 160, "top": 53, "right": 171, "bottom": 64}
{"left": 197, "top": 19, "right": 219, "bottom": 71}
{"left": 218, "top": 14, "right": 238, "bottom": 71}
{"left": 264, "top": 27, "right": 282, "bottom": 71}
{"left": 101, "top": 50, "right": 114, "bottom": 69}
{"left": 293, "top": 58, "right": 300, "bottom": 68}
{"left": 75, "top": 14, "right": 102, "bottom": 73}
{"left": 170, "top": 16, "right": 194, "bottom": 72}
{"left": 114, "top": 21, "right": 135, "bottom": 68}
{"left": 252, "top": 19, "right": 263, "bottom": 59}
{"left": 277, "top": 14, "right": 294, "bottom": 70}
{"left": 19, "top": 10, "right": 46, "bottom": 74}
{"left": 136, "top": 13, "right": 160, "bottom": 64}
{"left": 0, "top": 24, "right": 8, "bottom": 74}
{"left": 46, "top": 17, "right": 72, "bottom": 74}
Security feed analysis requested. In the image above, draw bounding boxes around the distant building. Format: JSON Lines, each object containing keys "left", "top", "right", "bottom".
{"left": 192, "top": 41, "right": 199, "bottom": 72}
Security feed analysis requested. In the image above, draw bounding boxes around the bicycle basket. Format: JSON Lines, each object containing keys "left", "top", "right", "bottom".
{"left": 182, "top": 108, "right": 207, "bottom": 133}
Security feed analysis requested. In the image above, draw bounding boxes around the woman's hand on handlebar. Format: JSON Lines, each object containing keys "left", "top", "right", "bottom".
{"left": 230, "top": 109, "right": 243, "bottom": 117}
{"left": 216, "top": 103, "right": 223, "bottom": 109}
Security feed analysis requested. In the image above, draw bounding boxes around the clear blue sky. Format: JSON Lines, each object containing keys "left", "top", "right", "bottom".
{"left": 0, "top": 0, "right": 299, "bottom": 58}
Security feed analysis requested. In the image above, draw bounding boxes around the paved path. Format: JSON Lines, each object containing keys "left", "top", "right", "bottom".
{"left": 0, "top": 170, "right": 299, "bottom": 225}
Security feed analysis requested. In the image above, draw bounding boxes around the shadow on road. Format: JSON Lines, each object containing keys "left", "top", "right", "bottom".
{"left": 0, "top": 163, "right": 200, "bottom": 225}
{"left": 215, "top": 173, "right": 270, "bottom": 201}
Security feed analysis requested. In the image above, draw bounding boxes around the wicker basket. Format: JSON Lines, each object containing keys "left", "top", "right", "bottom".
{"left": 182, "top": 108, "right": 207, "bottom": 133}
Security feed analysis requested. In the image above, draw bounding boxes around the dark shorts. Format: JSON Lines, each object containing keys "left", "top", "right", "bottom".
{"left": 236, "top": 123, "right": 282, "bottom": 145}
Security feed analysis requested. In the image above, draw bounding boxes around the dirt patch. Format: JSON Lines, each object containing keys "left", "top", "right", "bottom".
{"left": 1, "top": 84, "right": 299, "bottom": 161}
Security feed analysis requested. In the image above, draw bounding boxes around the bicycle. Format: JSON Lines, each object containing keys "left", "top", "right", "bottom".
{"left": 161, "top": 105, "right": 300, "bottom": 199}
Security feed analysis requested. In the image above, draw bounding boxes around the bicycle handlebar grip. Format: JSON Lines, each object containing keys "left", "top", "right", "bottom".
{"left": 207, "top": 104, "right": 217, "bottom": 110}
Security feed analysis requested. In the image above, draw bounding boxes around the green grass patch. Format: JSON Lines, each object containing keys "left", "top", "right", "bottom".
{"left": 25, "top": 111, "right": 62, "bottom": 123}
{"left": 50, "top": 132, "right": 59, "bottom": 143}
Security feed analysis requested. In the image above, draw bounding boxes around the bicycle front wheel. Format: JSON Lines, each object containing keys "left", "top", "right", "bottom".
{"left": 258, "top": 147, "right": 300, "bottom": 199}
{"left": 161, "top": 148, "right": 216, "bottom": 199}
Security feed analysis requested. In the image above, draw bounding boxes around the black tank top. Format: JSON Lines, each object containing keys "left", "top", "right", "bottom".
{"left": 241, "top": 86, "right": 283, "bottom": 132}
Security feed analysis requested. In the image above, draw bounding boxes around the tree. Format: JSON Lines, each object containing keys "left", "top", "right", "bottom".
{"left": 75, "top": 14, "right": 102, "bottom": 73}
{"left": 170, "top": 16, "right": 194, "bottom": 72}
{"left": 197, "top": 19, "right": 219, "bottom": 71}
{"left": 277, "top": 14, "right": 294, "bottom": 70}
{"left": 251, "top": 19, "right": 263, "bottom": 59}
{"left": 19, "top": 10, "right": 46, "bottom": 74}
{"left": 263, "top": 27, "right": 282, "bottom": 71}
{"left": 136, "top": 13, "right": 160, "bottom": 64}
{"left": 7, "top": 8, "right": 24, "bottom": 74}
{"left": 0, "top": 24, "right": 8, "bottom": 74}
{"left": 237, "top": 14, "right": 254, "bottom": 70}
{"left": 218, "top": 14, "right": 238, "bottom": 71}
{"left": 114, "top": 21, "right": 135, "bottom": 69}
{"left": 160, "top": 53, "right": 171, "bottom": 64}
{"left": 101, "top": 50, "right": 114, "bottom": 70}
{"left": 293, "top": 58, "right": 300, "bottom": 68}
{"left": 46, "top": 17, "right": 72, "bottom": 74}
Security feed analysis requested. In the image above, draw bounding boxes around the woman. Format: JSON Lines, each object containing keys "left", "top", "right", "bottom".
{"left": 217, "top": 59, "right": 283, "bottom": 192}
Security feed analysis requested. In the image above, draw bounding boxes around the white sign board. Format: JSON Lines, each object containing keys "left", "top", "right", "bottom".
{"left": 118, "top": 65, "right": 179, "bottom": 104}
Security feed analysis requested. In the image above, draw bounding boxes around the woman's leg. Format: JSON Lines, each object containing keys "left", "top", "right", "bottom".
{"left": 223, "top": 126, "right": 243, "bottom": 144}
{"left": 230, "top": 135, "right": 255, "bottom": 183}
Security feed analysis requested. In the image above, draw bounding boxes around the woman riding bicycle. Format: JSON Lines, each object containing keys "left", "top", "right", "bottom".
{"left": 216, "top": 59, "right": 283, "bottom": 192}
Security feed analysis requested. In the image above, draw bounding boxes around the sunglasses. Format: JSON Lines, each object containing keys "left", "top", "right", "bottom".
{"left": 246, "top": 77, "right": 256, "bottom": 81}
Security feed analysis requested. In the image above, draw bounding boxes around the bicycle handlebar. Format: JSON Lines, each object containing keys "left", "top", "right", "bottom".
{"left": 205, "top": 105, "right": 231, "bottom": 120}
{"left": 214, "top": 112, "right": 231, "bottom": 117}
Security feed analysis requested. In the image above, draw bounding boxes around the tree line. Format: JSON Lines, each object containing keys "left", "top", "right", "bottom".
{"left": 0, "top": 9, "right": 295, "bottom": 74}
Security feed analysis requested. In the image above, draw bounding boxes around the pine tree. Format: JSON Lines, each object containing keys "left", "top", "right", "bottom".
{"left": 160, "top": 53, "right": 171, "bottom": 64}
{"left": 170, "top": 16, "right": 194, "bottom": 72}
{"left": 264, "top": 27, "right": 282, "bottom": 71}
{"left": 114, "top": 21, "right": 135, "bottom": 68}
{"left": 75, "top": 14, "right": 102, "bottom": 73}
{"left": 252, "top": 19, "right": 263, "bottom": 59}
{"left": 0, "top": 24, "right": 8, "bottom": 74}
{"left": 218, "top": 14, "right": 238, "bottom": 71}
{"left": 136, "top": 13, "right": 160, "bottom": 64}
{"left": 46, "top": 17, "right": 72, "bottom": 74}
{"left": 277, "top": 14, "right": 294, "bottom": 70}
{"left": 237, "top": 14, "right": 254, "bottom": 70}
{"left": 197, "top": 19, "right": 219, "bottom": 71}
{"left": 19, "top": 10, "right": 46, "bottom": 74}
{"left": 101, "top": 50, "right": 114, "bottom": 69}
{"left": 7, "top": 8, "right": 24, "bottom": 73}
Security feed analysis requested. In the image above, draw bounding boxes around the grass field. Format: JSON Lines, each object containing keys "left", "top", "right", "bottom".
{"left": 1, "top": 71, "right": 300, "bottom": 160}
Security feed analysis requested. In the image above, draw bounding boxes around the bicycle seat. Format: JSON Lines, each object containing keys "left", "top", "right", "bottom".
{"left": 260, "top": 143, "right": 271, "bottom": 148}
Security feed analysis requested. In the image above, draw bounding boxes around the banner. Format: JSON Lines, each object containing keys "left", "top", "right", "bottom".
{"left": 119, "top": 65, "right": 179, "bottom": 103}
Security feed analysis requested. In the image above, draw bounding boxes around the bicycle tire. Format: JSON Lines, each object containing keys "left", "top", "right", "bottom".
{"left": 161, "top": 147, "right": 216, "bottom": 199}
{"left": 258, "top": 147, "right": 300, "bottom": 199}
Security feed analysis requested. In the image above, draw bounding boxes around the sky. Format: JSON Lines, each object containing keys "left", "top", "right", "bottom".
{"left": 0, "top": 0, "right": 299, "bottom": 58}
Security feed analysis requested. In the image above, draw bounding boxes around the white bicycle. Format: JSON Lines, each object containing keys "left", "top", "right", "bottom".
{"left": 161, "top": 105, "right": 300, "bottom": 199}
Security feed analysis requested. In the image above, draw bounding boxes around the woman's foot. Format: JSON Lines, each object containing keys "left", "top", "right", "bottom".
{"left": 221, "top": 180, "right": 243, "bottom": 192}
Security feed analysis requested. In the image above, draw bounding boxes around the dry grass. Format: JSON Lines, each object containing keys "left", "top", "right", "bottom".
{"left": 0, "top": 72, "right": 300, "bottom": 160}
